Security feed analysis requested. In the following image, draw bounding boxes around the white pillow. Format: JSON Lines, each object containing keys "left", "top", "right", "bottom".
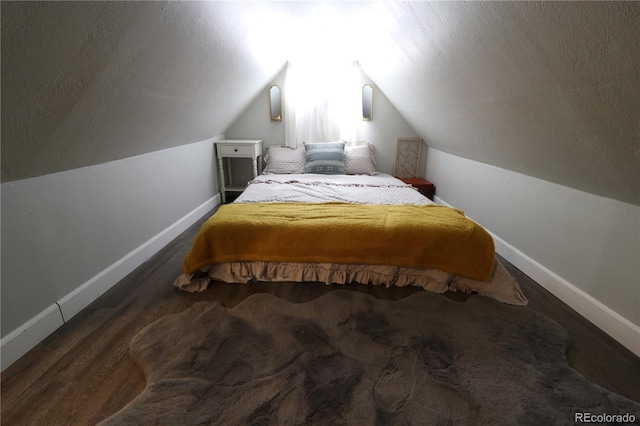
{"left": 345, "top": 143, "right": 377, "bottom": 175}
{"left": 263, "top": 146, "right": 306, "bottom": 174}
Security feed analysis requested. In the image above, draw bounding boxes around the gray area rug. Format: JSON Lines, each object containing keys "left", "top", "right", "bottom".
{"left": 101, "top": 291, "right": 640, "bottom": 425}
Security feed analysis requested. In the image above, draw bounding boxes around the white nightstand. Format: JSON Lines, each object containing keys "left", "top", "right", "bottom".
{"left": 215, "top": 139, "right": 263, "bottom": 203}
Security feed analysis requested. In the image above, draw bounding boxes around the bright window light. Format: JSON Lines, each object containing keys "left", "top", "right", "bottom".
{"left": 247, "top": 3, "right": 395, "bottom": 72}
{"left": 246, "top": 3, "right": 397, "bottom": 145}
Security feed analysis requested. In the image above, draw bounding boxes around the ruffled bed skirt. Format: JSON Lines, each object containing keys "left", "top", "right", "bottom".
{"left": 173, "top": 260, "right": 528, "bottom": 306}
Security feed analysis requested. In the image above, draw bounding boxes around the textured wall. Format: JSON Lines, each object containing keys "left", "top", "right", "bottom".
{"left": 3, "top": 2, "right": 638, "bottom": 204}
{"left": 1, "top": 1, "right": 286, "bottom": 182}
{"left": 359, "top": 1, "right": 640, "bottom": 205}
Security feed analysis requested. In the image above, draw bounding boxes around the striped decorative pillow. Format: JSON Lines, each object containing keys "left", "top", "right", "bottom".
{"left": 304, "top": 142, "right": 346, "bottom": 174}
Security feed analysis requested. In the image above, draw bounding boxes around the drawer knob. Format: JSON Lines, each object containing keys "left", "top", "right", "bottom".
{"left": 234, "top": 148, "right": 238, "bottom": 152}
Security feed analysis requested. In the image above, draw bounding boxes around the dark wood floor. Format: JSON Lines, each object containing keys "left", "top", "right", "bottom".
{"left": 2, "top": 208, "right": 639, "bottom": 425}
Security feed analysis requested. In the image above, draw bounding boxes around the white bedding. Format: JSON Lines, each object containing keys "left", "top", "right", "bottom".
{"left": 234, "top": 173, "right": 434, "bottom": 205}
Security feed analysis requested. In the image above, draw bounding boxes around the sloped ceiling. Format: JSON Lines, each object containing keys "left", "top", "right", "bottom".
{"left": 1, "top": 1, "right": 289, "bottom": 181}
{"left": 358, "top": 1, "right": 639, "bottom": 206}
{"left": 2, "top": 1, "right": 638, "bottom": 205}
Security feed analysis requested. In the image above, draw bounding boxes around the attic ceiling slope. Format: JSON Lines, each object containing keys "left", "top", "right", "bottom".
{"left": 358, "top": 1, "right": 639, "bottom": 206}
{"left": 1, "top": 1, "right": 286, "bottom": 182}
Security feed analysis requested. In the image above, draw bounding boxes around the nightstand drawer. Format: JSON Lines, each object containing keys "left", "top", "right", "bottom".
{"left": 215, "top": 139, "right": 263, "bottom": 204}
{"left": 218, "top": 145, "right": 256, "bottom": 156}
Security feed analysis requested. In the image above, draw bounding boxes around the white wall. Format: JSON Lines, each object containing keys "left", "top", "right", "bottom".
{"left": 426, "top": 148, "right": 640, "bottom": 354}
{"left": 224, "top": 66, "right": 424, "bottom": 180}
{"left": 358, "top": 69, "right": 427, "bottom": 177}
{"left": 1, "top": 138, "right": 221, "bottom": 369}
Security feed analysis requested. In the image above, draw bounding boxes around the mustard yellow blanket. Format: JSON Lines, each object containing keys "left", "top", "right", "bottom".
{"left": 183, "top": 203, "right": 495, "bottom": 281}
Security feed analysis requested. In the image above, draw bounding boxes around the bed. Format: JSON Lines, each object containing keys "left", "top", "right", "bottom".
{"left": 173, "top": 143, "right": 528, "bottom": 306}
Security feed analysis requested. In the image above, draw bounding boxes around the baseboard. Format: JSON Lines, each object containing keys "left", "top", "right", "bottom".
{"left": 57, "top": 194, "right": 220, "bottom": 321}
{"left": 0, "top": 304, "right": 65, "bottom": 371}
{"left": 491, "top": 232, "right": 640, "bottom": 357}
{"left": 0, "top": 194, "right": 220, "bottom": 372}
{"left": 433, "top": 195, "right": 640, "bottom": 358}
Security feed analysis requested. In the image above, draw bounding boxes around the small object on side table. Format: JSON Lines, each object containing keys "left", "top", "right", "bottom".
{"left": 398, "top": 177, "right": 435, "bottom": 201}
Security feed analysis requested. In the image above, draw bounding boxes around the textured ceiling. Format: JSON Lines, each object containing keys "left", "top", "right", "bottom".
{"left": 358, "top": 1, "right": 640, "bottom": 206}
{"left": 2, "top": 1, "right": 638, "bottom": 204}
{"left": 1, "top": 1, "right": 289, "bottom": 182}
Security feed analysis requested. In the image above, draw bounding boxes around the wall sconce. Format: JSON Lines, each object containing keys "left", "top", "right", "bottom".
{"left": 269, "top": 85, "right": 282, "bottom": 122}
{"left": 362, "top": 84, "right": 373, "bottom": 121}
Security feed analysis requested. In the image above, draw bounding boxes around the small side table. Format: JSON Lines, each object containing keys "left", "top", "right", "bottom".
{"left": 216, "top": 139, "right": 263, "bottom": 203}
{"left": 398, "top": 177, "right": 435, "bottom": 200}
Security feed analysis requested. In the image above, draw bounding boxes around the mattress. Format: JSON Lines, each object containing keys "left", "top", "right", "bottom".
{"left": 174, "top": 174, "right": 528, "bottom": 305}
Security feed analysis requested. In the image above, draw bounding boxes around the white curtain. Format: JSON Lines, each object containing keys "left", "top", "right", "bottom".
{"left": 284, "top": 61, "right": 362, "bottom": 147}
